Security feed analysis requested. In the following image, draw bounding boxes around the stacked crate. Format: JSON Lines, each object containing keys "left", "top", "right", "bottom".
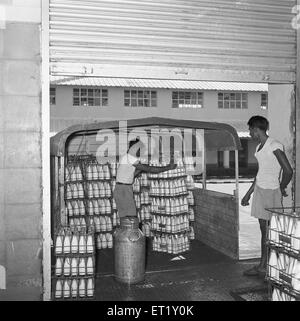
{"left": 65, "top": 159, "right": 87, "bottom": 230}
{"left": 266, "top": 207, "right": 300, "bottom": 301}
{"left": 64, "top": 156, "right": 121, "bottom": 251}
{"left": 149, "top": 159, "right": 192, "bottom": 254}
{"left": 135, "top": 173, "right": 152, "bottom": 237}
{"left": 83, "top": 158, "right": 116, "bottom": 250}
{"left": 53, "top": 227, "right": 96, "bottom": 300}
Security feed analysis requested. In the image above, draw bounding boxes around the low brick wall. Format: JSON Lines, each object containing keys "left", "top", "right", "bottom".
{"left": 193, "top": 188, "right": 239, "bottom": 260}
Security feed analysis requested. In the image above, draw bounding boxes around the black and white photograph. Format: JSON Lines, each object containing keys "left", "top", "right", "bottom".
{"left": 0, "top": 0, "right": 299, "bottom": 308}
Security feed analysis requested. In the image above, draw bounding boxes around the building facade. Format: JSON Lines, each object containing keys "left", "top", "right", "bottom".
{"left": 50, "top": 77, "right": 268, "bottom": 177}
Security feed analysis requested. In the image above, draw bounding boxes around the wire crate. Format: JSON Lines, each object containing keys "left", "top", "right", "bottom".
{"left": 52, "top": 276, "right": 96, "bottom": 301}
{"left": 266, "top": 207, "right": 300, "bottom": 257}
{"left": 266, "top": 207, "right": 300, "bottom": 301}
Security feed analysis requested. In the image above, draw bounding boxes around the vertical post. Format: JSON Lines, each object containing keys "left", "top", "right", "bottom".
{"left": 41, "top": 0, "right": 51, "bottom": 301}
{"left": 202, "top": 133, "right": 206, "bottom": 189}
{"left": 296, "top": 0, "right": 300, "bottom": 207}
{"left": 235, "top": 150, "right": 240, "bottom": 232}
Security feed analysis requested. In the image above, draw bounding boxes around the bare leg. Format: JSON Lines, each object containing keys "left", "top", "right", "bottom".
{"left": 258, "top": 218, "right": 268, "bottom": 270}
{"left": 243, "top": 219, "right": 269, "bottom": 276}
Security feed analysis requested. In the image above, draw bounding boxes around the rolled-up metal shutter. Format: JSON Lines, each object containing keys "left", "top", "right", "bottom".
{"left": 49, "top": 0, "right": 297, "bottom": 83}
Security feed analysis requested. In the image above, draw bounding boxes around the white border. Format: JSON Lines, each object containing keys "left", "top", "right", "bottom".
{"left": 41, "top": 0, "right": 51, "bottom": 301}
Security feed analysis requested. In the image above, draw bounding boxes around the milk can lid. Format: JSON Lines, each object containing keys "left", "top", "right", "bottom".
{"left": 120, "top": 216, "right": 139, "bottom": 229}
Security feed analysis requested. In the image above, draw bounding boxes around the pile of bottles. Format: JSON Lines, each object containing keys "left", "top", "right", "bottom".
{"left": 55, "top": 228, "right": 95, "bottom": 256}
{"left": 150, "top": 179, "right": 187, "bottom": 197}
{"left": 187, "top": 191, "right": 194, "bottom": 206}
{"left": 185, "top": 174, "right": 195, "bottom": 190}
{"left": 54, "top": 277, "right": 95, "bottom": 300}
{"left": 69, "top": 217, "right": 88, "bottom": 230}
{"left": 86, "top": 198, "right": 112, "bottom": 215}
{"left": 66, "top": 183, "right": 85, "bottom": 199}
{"left": 85, "top": 163, "right": 111, "bottom": 181}
{"left": 268, "top": 249, "right": 300, "bottom": 293}
{"left": 189, "top": 207, "right": 195, "bottom": 221}
{"left": 150, "top": 196, "right": 189, "bottom": 215}
{"left": 133, "top": 178, "right": 141, "bottom": 193}
{"left": 272, "top": 287, "right": 296, "bottom": 301}
{"left": 151, "top": 214, "right": 190, "bottom": 234}
{"left": 137, "top": 206, "right": 151, "bottom": 221}
{"left": 88, "top": 215, "right": 113, "bottom": 233}
{"left": 140, "top": 173, "right": 149, "bottom": 187}
{"left": 54, "top": 227, "right": 96, "bottom": 300}
{"left": 134, "top": 194, "right": 141, "bottom": 209}
{"left": 66, "top": 200, "right": 86, "bottom": 216}
{"left": 140, "top": 191, "right": 150, "bottom": 205}
{"left": 152, "top": 233, "right": 190, "bottom": 254}
{"left": 55, "top": 256, "right": 95, "bottom": 277}
{"left": 269, "top": 212, "right": 300, "bottom": 252}
{"left": 96, "top": 233, "right": 113, "bottom": 249}
{"left": 148, "top": 160, "right": 186, "bottom": 179}
{"left": 86, "top": 181, "right": 112, "bottom": 198}
{"left": 267, "top": 210, "right": 300, "bottom": 301}
{"left": 65, "top": 163, "right": 83, "bottom": 182}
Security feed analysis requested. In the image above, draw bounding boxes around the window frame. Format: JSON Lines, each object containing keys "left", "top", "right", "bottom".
{"left": 50, "top": 87, "right": 56, "bottom": 105}
{"left": 172, "top": 90, "right": 204, "bottom": 109}
{"left": 260, "top": 92, "right": 268, "bottom": 110}
{"left": 218, "top": 91, "right": 248, "bottom": 109}
{"left": 124, "top": 89, "right": 157, "bottom": 107}
{"left": 72, "top": 87, "right": 108, "bottom": 107}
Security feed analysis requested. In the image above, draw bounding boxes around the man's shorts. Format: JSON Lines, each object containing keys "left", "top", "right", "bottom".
{"left": 113, "top": 184, "right": 137, "bottom": 218}
{"left": 251, "top": 184, "right": 282, "bottom": 221}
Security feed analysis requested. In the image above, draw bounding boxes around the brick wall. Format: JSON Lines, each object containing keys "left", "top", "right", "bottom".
{"left": 193, "top": 188, "right": 239, "bottom": 259}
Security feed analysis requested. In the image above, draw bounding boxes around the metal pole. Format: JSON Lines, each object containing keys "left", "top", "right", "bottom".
{"left": 202, "top": 133, "right": 206, "bottom": 189}
{"left": 235, "top": 150, "right": 240, "bottom": 232}
{"left": 41, "top": 0, "right": 51, "bottom": 301}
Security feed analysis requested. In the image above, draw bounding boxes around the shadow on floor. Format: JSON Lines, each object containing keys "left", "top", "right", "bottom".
{"left": 96, "top": 239, "right": 233, "bottom": 276}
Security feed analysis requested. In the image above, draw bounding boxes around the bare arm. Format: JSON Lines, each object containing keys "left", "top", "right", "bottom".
{"left": 241, "top": 178, "right": 256, "bottom": 206}
{"left": 134, "top": 163, "right": 176, "bottom": 174}
{"left": 273, "top": 149, "right": 293, "bottom": 196}
{"left": 134, "top": 168, "right": 143, "bottom": 178}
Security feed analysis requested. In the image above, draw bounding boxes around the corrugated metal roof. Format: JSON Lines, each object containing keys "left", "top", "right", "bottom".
{"left": 50, "top": 76, "right": 268, "bottom": 92}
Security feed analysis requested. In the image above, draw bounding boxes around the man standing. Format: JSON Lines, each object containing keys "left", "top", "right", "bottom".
{"left": 113, "top": 138, "right": 177, "bottom": 218}
{"left": 241, "top": 116, "right": 293, "bottom": 276}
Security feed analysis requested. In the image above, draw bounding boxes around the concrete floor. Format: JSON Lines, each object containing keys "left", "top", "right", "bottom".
{"left": 94, "top": 181, "right": 265, "bottom": 301}
{"left": 95, "top": 257, "right": 267, "bottom": 301}
{"left": 95, "top": 239, "right": 267, "bottom": 301}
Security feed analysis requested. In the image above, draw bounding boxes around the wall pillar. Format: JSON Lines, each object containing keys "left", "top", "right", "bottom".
{"left": 223, "top": 151, "right": 230, "bottom": 168}
{"left": 0, "top": 0, "right": 43, "bottom": 300}
{"left": 296, "top": 3, "right": 300, "bottom": 207}
{"left": 268, "top": 84, "right": 295, "bottom": 208}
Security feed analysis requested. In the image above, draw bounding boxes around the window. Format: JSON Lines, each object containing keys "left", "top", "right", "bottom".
{"left": 261, "top": 93, "right": 268, "bottom": 110}
{"left": 50, "top": 87, "right": 56, "bottom": 105}
{"left": 172, "top": 91, "right": 203, "bottom": 108}
{"left": 124, "top": 90, "right": 157, "bottom": 107}
{"left": 73, "top": 88, "right": 108, "bottom": 106}
{"left": 218, "top": 92, "right": 248, "bottom": 109}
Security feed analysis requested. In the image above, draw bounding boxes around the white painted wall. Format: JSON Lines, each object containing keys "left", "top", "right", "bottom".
{"left": 268, "top": 84, "right": 295, "bottom": 207}
{"left": 50, "top": 86, "right": 268, "bottom": 131}
{"left": 0, "top": 0, "right": 41, "bottom": 24}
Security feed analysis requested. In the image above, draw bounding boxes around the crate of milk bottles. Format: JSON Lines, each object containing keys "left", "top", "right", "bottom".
{"left": 53, "top": 226, "right": 96, "bottom": 300}
{"left": 266, "top": 207, "right": 300, "bottom": 301}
